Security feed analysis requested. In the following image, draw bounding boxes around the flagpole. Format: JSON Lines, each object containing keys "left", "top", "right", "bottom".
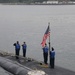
{"left": 48, "top": 22, "right": 51, "bottom": 68}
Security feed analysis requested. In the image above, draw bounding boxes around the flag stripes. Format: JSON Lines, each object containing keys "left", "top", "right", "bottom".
{"left": 41, "top": 25, "right": 50, "bottom": 47}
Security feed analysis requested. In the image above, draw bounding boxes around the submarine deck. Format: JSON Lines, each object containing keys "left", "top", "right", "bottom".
{"left": 3, "top": 55, "right": 75, "bottom": 75}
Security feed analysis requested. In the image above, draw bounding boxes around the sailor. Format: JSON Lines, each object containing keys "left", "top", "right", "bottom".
{"left": 50, "top": 47, "right": 55, "bottom": 68}
{"left": 22, "top": 42, "right": 27, "bottom": 57}
{"left": 13, "top": 41, "right": 20, "bottom": 59}
{"left": 42, "top": 43, "right": 48, "bottom": 65}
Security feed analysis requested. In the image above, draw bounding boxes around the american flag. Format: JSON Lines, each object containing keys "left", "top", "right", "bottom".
{"left": 41, "top": 25, "right": 50, "bottom": 47}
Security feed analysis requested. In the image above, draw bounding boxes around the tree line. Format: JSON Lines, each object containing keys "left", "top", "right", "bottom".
{"left": 0, "top": 0, "right": 48, "bottom": 3}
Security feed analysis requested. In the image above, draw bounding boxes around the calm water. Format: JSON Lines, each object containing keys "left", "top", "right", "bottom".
{"left": 0, "top": 5, "right": 75, "bottom": 71}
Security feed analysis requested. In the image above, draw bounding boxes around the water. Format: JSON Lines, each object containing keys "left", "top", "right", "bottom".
{"left": 0, "top": 5, "right": 75, "bottom": 71}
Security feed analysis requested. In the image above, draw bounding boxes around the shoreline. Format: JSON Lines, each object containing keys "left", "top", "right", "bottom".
{"left": 0, "top": 3, "right": 75, "bottom": 5}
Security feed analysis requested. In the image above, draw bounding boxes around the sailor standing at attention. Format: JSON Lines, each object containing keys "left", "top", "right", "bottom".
{"left": 13, "top": 41, "right": 20, "bottom": 59}
{"left": 22, "top": 42, "right": 27, "bottom": 57}
{"left": 42, "top": 43, "right": 48, "bottom": 65}
{"left": 50, "top": 47, "right": 55, "bottom": 68}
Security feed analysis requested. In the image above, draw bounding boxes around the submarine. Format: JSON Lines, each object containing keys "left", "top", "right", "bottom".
{"left": 0, "top": 51, "right": 75, "bottom": 75}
